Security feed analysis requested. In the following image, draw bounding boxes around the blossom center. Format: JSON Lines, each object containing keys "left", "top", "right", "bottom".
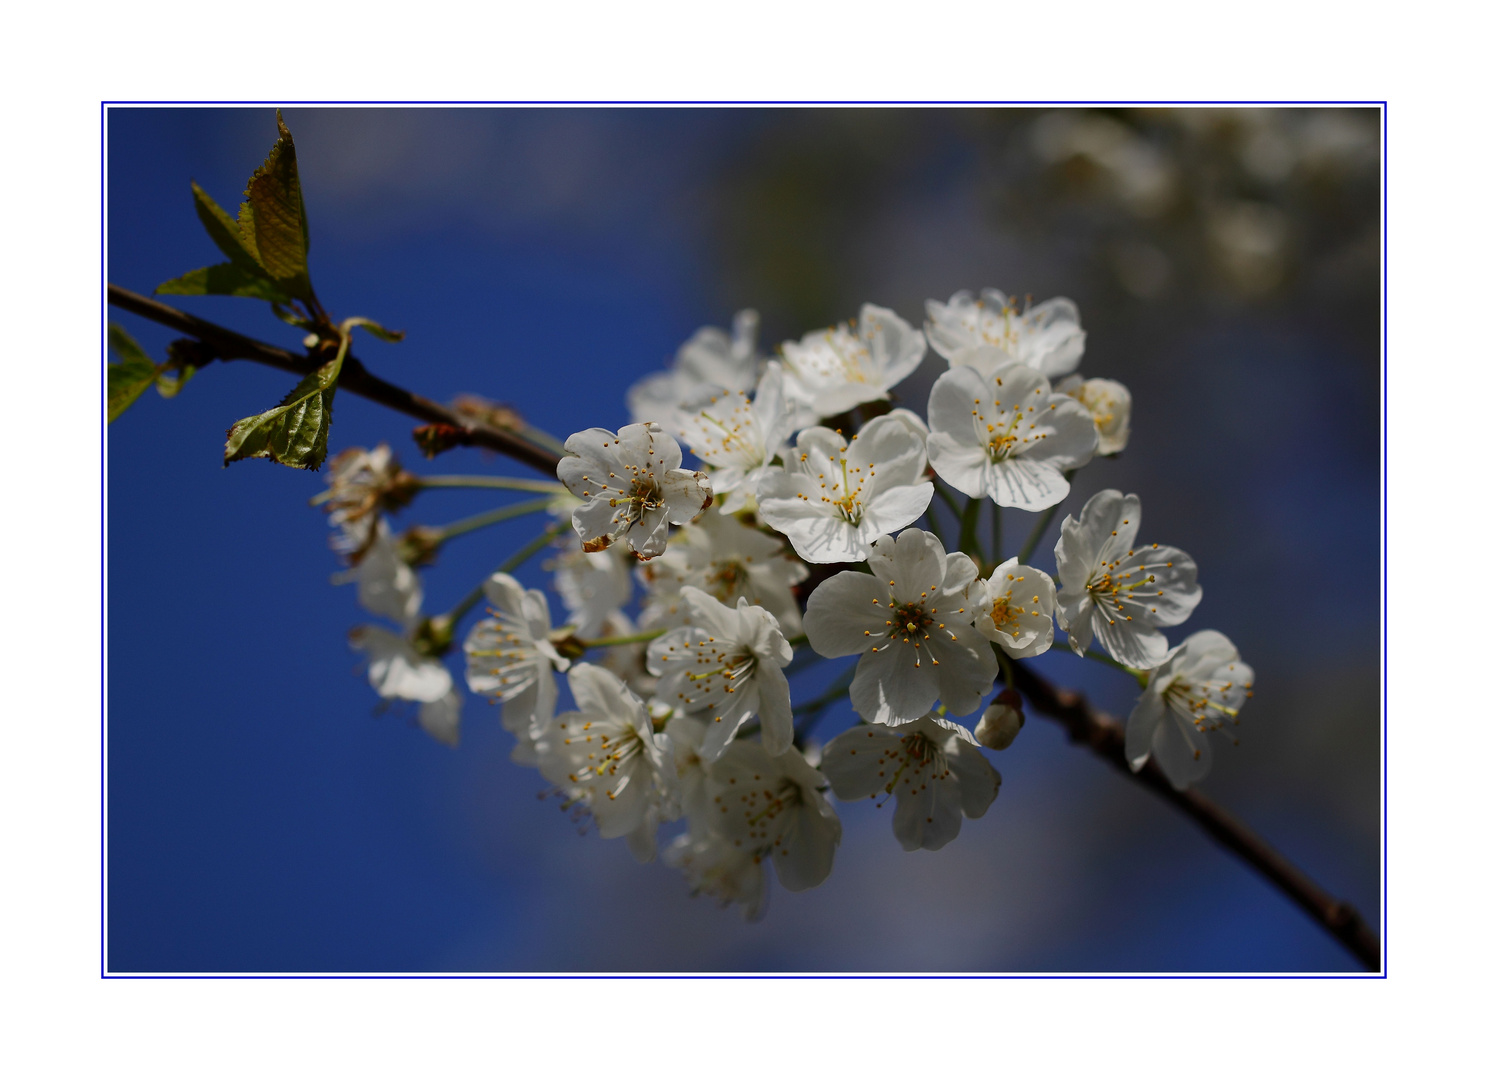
{"left": 887, "top": 600, "right": 933, "bottom": 641}
{"left": 1163, "top": 677, "right": 1244, "bottom": 736}
{"left": 990, "top": 594, "right": 1025, "bottom": 638}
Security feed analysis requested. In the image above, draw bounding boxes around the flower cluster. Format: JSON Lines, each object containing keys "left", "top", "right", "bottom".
{"left": 322, "top": 289, "right": 1256, "bottom": 918}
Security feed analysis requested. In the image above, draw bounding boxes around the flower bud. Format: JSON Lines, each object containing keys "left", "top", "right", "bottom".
{"left": 975, "top": 688, "right": 1025, "bottom": 750}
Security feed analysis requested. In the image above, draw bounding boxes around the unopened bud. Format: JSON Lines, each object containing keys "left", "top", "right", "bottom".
{"left": 397, "top": 526, "right": 444, "bottom": 568}
{"left": 412, "top": 423, "right": 469, "bottom": 459}
{"left": 975, "top": 688, "right": 1025, "bottom": 750}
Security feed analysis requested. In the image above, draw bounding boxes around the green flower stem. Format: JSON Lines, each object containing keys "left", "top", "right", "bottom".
{"left": 992, "top": 642, "right": 1016, "bottom": 690}
{"left": 991, "top": 502, "right": 1004, "bottom": 566}
{"left": 1016, "top": 471, "right": 1076, "bottom": 564}
{"left": 790, "top": 666, "right": 857, "bottom": 742}
{"left": 439, "top": 523, "right": 565, "bottom": 627}
{"left": 1049, "top": 639, "right": 1143, "bottom": 681}
{"left": 519, "top": 424, "right": 569, "bottom": 456}
{"left": 417, "top": 475, "right": 567, "bottom": 494}
{"left": 430, "top": 497, "right": 555, "bottom": 542}
{"left": 924, "top": 500, "right": 947, "bottom": 547}
{"left": 932, "top": 478, "right": 964, "bottom": 519}
{"left": 958, "top": 494, "right": 984, "bottom": 561}
{"left": 578, "top": 627, "right": 668, "bottom": 650}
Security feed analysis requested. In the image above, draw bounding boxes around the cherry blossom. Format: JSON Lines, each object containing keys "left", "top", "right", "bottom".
{"left": 557, "top": 422, "right": 713, "bottom": 559}
{"left": 1126, "top": 630, "right": 1254, "bottom": 790}
{"left": 756, "top": 415, "right": 934, "bottom": 564}
{"left": 539, "top": 663, "right": 674, "bottom": 861}
{"left": 968, "top": 557, "right": 1056, "bottom": 658}
{"left": 925, "top": 288, "right": 1086, "bottom": 378}
{"left": 704, "top": 740, "right": 840, "bottom": 891}
{"left": 348, "top": 625, "right": 463, "bottom": 747}
{"left": 464, "top": 572, "right": 569, "bottom": 759}
{"left": 674, "top": 361, "right": 796, "bottom": 500}
{"left": 779, "top": 303, "right": 925, "bottom": 421}
{"left": 635, "top": 506, "right": 807, "bottom": 636}
{"left": 551, "top": 537, "right": 632, "bottom": 639}
{"left": 926, "top": 358, "right": 1097, "bottom": 511}
{"left": 647, "top": 587, "right": 794, "bottom": 761}
{"left": 1056, "top": 374, "right": 1131, "bottom": 455}
{"left": 803, "top": 528, "right": 996, "bottom": 725}
{"left": 1054, "top": 489, "right": 1202, "bottom": 669}
{"left": 820, "top": 714, "right": 1002, "bottom": 851}
{"left": 663, "top": 826, "right": 768, "bottom": 921}
{"left": 627, "top": 309, "right": 762, "bottom": 433}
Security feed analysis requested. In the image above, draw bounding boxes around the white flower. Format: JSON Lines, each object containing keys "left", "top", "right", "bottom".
{"left": 347, "top": 520, "right": 423, "bottom": 630}
{"left": 1057, "top": 375, "right": 1131, "bottom": 455}
{"left": 316, "top": 444, "right": 418, "bottom": 561}
{"left": 925, "top": 288, "right": 1085, "bottom": 378}
{"left": 627, "top": 310, "right": 762, "bottom": 433}
{"left": 636, "top": 506, "right": 808, "bottom": 636}
{"left": 1126, "top": 630, "right": 1254, "bottom": 790}
{"left": 705, "top": 740, "right": 841, "bottom": 892}
{"left": 540, "top": 663, "right": 673, "bottom": 861}
{"left": 803, "top": 528, "right": 997, "bottom": 725}
{"left": 967, "top": 557, "right": 1056, "bottom": 658}
{"left": 779, "top": 303, "right": 926, "bottom": 421}
{"left": 464, "top": 573, "right": 570, "bottom": 757}
{"left": 662, "top": 714, "right": 713, "bottom": 822}
{"left": 674, "top": 361, "right": 796, "bottom": 500}
{"left": 926, "top": 359, "right": 1097, "bottom": 511}
{"left": 756, "top": 414, "right": 934, "bottom": 565}
{"left": 1054, "top": 489, "right": 1203, "bottom": 669}
{"left": 820, "top": 714, "right": 1001, "bottom": 851}
{"left": 663, "top": 827, "right": 768, "bottom": 921}
{"left": 647, "top": 587, "right": 794, "bottom": 761}
{"left": 557, "top": 422, "right": 713, "bottom": 560}
{"left": 348, "top": 625, "right": 463, "bottom": 747}
{"left": 551, "top": 537, "right": 632, "bottom": 639}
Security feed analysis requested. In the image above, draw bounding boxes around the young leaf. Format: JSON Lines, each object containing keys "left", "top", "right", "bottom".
{"left": 107, "top": 324, "right": 159, "bottom": 423}
{"left": 223, "top": 355, "right": 341, "bottom": 470}
{"left": 340, "top": 316, "right": 404, "bottom": 342}
{"left": 156, "top": 365, "right": 196, "bottom": 399}
{"left": 156, "top": 262, "right": 292, "bottom": 303}
{"left": 237, "top": 110, "right": 314, "bottom": 302}
{"left": 190, "top": 180, "right": 262, "bottom": 272}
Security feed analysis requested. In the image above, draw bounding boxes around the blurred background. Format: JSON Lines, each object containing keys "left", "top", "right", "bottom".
{"left": 105, "top": 106, "right": 1380, "bottom": 972}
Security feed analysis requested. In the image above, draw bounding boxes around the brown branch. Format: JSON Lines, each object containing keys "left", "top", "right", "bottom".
{"left": 106, "top": 282, "right": 1380, "bottom": 971}
{"left": 106, "top": 285, "right": 564, "bottom": 476}
{"left": 1011, "top": 658, "right": 1381, "bottom": 972}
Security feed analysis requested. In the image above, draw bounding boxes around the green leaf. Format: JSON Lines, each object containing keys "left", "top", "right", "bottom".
{"left": 190, "top": 181, "right": 261, "bottom": 272}
{"left": 107, "top": 324, "right": 159, "bottom": 423}
{"left": 223, "top": 355, "right": 341, "bottom": 470}
{"left": 236, "top": 110, "right": 313, "bottom": 301}
{"left": 156, "top": 365, "right": 196, "bottom": 399}
{"left": 156, "top": 262, "right": 292, "bottom": 303}
{"left": 342, "top": 316, "right": 401, "bottom": 342}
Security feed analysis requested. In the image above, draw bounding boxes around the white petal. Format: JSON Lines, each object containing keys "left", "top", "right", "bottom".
{"left": 891, "top": 778, "right": 963, "bottom": 852}
{"left": 850, "top": 640, "right": 941, "bottom": 726}
{"left": 819, "top": 725, "right": 892, "bottom": 800}
{"left": 1150, "top": 713, "right": 1212, "bottom": 790}
{"left": 772, "top": 795, "right": 841, "bottom": 891}
{"left": 418, "top": 689, "right": 463, "bottom": 747}
{"left": 803, "top": 571, "right": 891, "bottom": 657}
{"left": 755, "top": 659, "right": 795, "bottom": 756}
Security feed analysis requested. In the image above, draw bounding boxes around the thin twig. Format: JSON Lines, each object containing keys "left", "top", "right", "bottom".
{"left": 107, "top": 284, "right": 564, "bottom": 476}
{"left": 1011, "top": 657, "right": 1381, "bottom": 972}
